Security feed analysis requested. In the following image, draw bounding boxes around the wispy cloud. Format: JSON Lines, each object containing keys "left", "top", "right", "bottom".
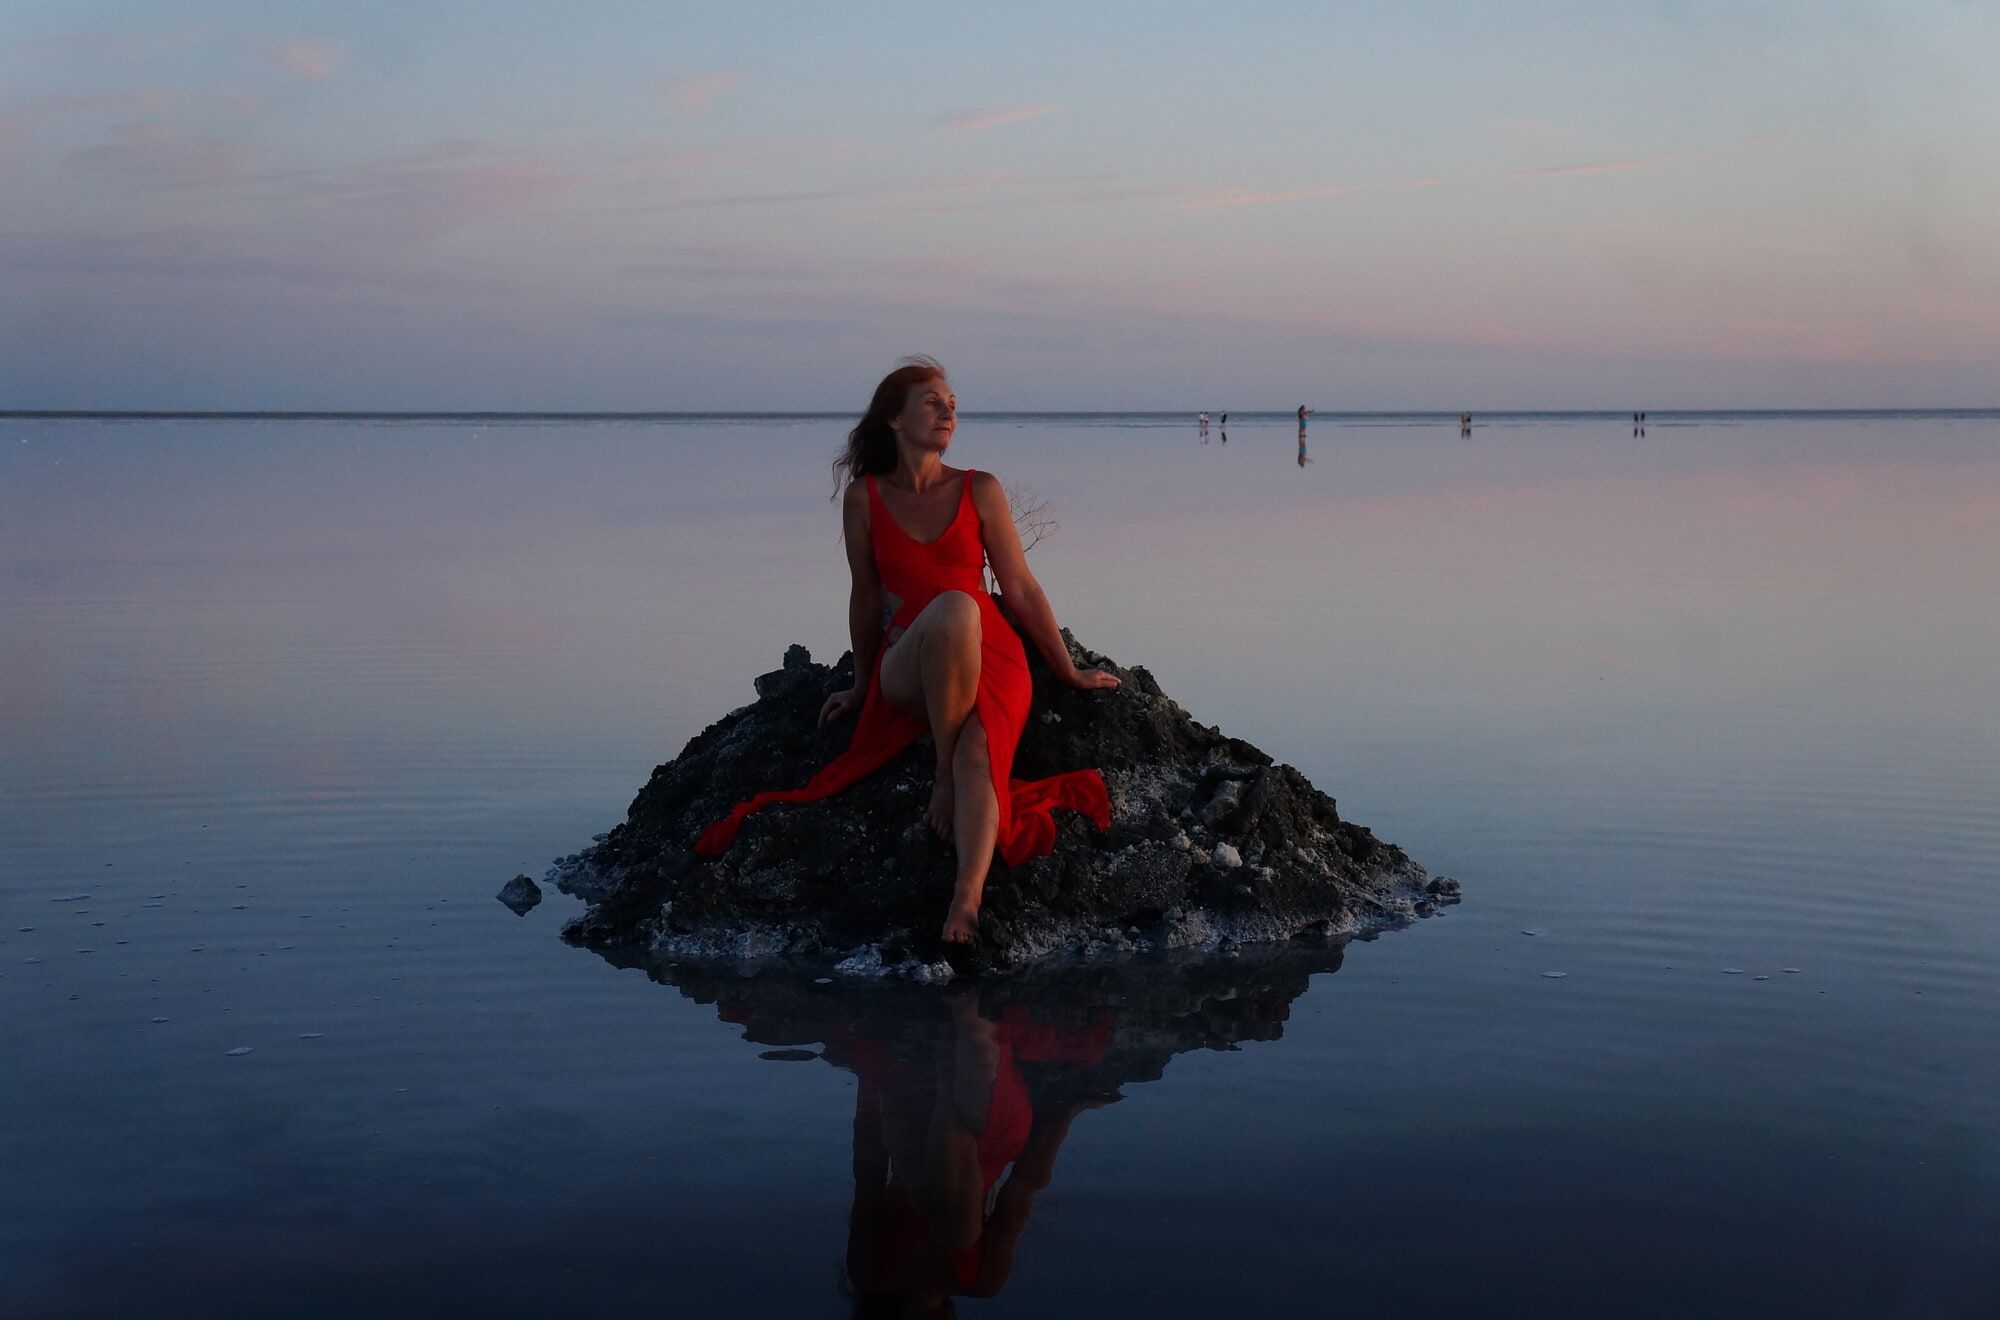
{"left": 45, "top": 26, "right": 204, "bottom": 59}
{"left": 615, "top": 246, "right": 1093, "bottom": 305}
{"left": 1173, "top": 139, "right": 1774, "bottom": 212}
{"left": 268, "top": 37, "right": 343, "bottom": 82}
{"left": 0, "top": 90, "right": 180, "bottom": 148}
{"left": 651, "top": 170, "right": 1088, "bottom": 214}
{"left": 932, "top": 103, "right": 1059, "bottom": 133}
{"left": 60, "top": 122, "right": 592, "bottom": 238}
{"left": 1492, "top": 221, "right": 1838, "bottom": 259}
{"left": 68, "top": 120, "right": 252, "bottom": 189}
{"left": 653, "top": 72, "right": 741, "bottom": 116}
{"left": 1498, "top": 150, "right": 1695, "bottom": 181}
{"left": 1486, "top": 115, "right": 1586, "bottom": 148}
{"left": 622, "top": 242, "right": 829, "bottom": 283}
{"left": 1170, "top": 174, "right": 1450, "bottom": 211}
{"left": 260, "top": 139, "right": 597, "bottom": 240}
{"left": 0, "top": 227, "right": 467, "bottom": 293}
{"left": 13, "top": 89, "right": 187, "bottom": 118}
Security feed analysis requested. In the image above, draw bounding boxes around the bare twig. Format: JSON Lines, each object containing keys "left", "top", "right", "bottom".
{"left": 1012, "top": 487, "right": 1057, "bottom": 554}
{"left": 987, "top": 485, "right": 1056, "bottom": 594}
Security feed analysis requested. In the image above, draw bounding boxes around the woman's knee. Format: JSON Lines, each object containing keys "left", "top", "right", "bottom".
{"left": 927, "top": 590, "right": 982, "bottom": 642}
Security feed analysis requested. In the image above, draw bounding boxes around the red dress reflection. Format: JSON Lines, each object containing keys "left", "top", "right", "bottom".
{"left": 831, "top": 999, "right": 1114, "bottom": 1308}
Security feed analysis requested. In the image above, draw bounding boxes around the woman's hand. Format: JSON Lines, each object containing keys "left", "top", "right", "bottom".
{"left": 1064, "top": 667, "right": 1120, "bottom": 691}
{"left": 818, "top": 685, "right": 863, "bottom": 726}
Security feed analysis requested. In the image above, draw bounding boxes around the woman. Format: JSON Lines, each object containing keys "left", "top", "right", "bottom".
{"left": 695, "top": 357, "right": 1118, "bottom": 944}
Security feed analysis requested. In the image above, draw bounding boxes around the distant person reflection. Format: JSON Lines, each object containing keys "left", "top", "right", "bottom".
{"left": 834, "top": 991, "right": 1115, "bottom": 1314}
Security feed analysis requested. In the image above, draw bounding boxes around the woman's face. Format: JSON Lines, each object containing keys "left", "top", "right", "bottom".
{"left": 890, "top": 376, "right": 956, "bottom": 451}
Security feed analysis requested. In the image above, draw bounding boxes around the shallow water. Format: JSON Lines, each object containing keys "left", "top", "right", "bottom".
{"left": 4, "top": 411, "right": 1998, "bottom": 1316}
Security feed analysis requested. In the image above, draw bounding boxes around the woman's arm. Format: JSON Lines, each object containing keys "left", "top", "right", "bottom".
{"left": 820, "top": 482, "right": 884, "bottom": 726}
{"left": 843, "top": 481, "right": 884, "bottom": 685}
{"left": 819, "top": 483, "right": 884, "bottom": 726}
{"left": 973, "top": 472, "right": 1118, "bottom": 691}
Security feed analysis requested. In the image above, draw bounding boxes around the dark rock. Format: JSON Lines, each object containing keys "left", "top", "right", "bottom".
{"left": 497, "top": 873, "right": 542, "bottom": 915}
{"left": 551, "top": 619, "right": 1455, "bottom": 979}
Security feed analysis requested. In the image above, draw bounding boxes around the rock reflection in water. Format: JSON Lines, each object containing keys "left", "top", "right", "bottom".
{"left": 594, "top": 940, "right": 1348, "bottom": 1313}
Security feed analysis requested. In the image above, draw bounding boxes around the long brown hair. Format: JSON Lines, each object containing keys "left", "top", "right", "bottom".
{"left": 831, "top": 355, "right": 945, "bottom": 496}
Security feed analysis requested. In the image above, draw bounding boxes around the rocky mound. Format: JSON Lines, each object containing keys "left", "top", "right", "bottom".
{"left": 552, "top": 616, "right": 1458, "bottom": 979}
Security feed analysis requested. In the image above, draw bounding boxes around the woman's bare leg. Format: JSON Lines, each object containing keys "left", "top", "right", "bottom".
{"left": 875, "top": 591, "right": 1001, "bottom": 941}
{"left": 942, "top": 715, "right": 998, "bottom": 944}
{"left": 918, "top": 601, "right": 980, "bottom": 838}
{"left": 877, "top": 591, "right": 981, "bottom": 840}
{"left": 916, "top": 992, "right": 998, "bottom": 1251}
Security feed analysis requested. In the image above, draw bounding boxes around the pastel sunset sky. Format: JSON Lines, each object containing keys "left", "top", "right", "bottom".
{"left": 5, "top": 1, "right": 1995, "bottom": 409}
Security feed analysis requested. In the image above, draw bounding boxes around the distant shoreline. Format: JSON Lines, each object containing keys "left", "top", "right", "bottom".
{"left": 5, "top": 408, "right": 1998, "bottom": 422}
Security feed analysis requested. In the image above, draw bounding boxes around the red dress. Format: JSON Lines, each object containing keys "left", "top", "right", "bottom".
{"left": 693, "top": 468, "right": 1110, "bottom": 867}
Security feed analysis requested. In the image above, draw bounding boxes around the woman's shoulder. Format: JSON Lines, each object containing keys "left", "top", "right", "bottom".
{"left": 841, "top": 477, "right": 871, "bottom": 524}
{"left": 965, "top": 470, "right": 1009, "bottom": 532}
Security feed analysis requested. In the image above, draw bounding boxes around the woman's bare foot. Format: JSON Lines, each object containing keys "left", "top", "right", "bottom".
{"left": 926, "top": 769, "right": 954, "bottom": 840}
{"left": 941, "top": 902, "right": 979, "bottom": 945}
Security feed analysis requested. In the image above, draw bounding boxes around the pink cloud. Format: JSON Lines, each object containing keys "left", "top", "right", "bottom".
{"left": 269, "top": 37, "right": 343, "bottom": 82}
{"left": 932, "top": 103, "right": 1059, "bottom": 133}
{"left": 653, "top": 72, "right": 741, "bottom": 115}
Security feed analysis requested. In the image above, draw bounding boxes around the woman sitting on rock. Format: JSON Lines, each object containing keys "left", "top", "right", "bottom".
{"left": 696, "top": 356, "right": 1119, "bottom": 944}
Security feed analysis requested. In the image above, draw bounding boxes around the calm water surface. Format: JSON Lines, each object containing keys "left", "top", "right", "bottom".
{"left": 4, "top": 413, "right": 1998, "bottom": 1316}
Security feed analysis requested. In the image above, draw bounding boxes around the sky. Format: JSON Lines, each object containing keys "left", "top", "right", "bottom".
{"left": 3, "top": 1, "right": 1997, "bottom": 410}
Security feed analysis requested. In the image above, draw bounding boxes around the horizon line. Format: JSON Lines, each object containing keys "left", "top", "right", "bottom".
{"left": 6, "top": 407, "right": 1998, "bottom": 421}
